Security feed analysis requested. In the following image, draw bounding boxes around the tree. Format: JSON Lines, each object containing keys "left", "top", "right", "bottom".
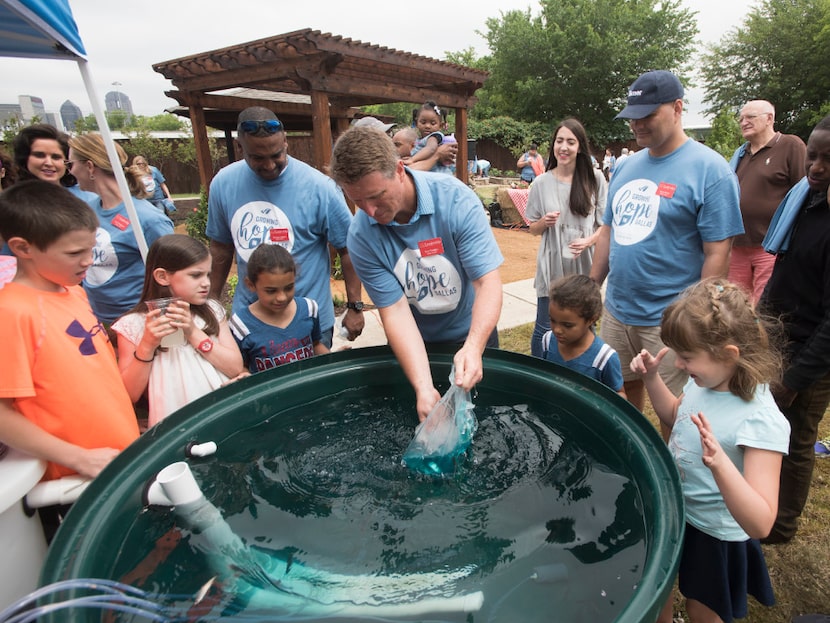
{"left": 175, "top": 134, "right": 225, "bottom": 175}
{"left": 120, "top": 125, "right": 174, "bottom": 168}
{"left": 444, "top": 46, "right": 490, "bottom": 72}
{"left": 468, "top": 116, "right": 550, "bottom": 157}
{"left": 706, "top": 108, "right": 743, "bottom": 160}
{"left": 701, "top": 0, "right": 830, "bottom": 140}
{"left": 1, "top": 115, "right": 24, "bottom": 145}
{"left": 444, "top": 48, "right": 502, "bottom": 121}
{"left": 360, "top": 102, "right": 417, "bottom": 127}
{"left": 119, "top": 115, "right": 188, "bottom": 167}
{"left": 143, "top": 114, "right": 187, "bottom": 132}
{"left": 71, "top": 112, "right": 185, "bottom": 134}
{"left": 482, "top": 0, "right": 698, "bottom": 143}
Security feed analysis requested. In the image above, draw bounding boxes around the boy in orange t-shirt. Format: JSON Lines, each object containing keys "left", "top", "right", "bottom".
{"left": 0, "top": 181, "right": 139, "bottom": 482}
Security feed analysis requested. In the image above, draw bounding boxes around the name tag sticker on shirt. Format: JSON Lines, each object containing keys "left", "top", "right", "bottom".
{"left": 269, "top": 228, "right": 290, "bottom": 243}
{"left": 656, "top": 182, "right": 677, "bottom": 199}
{"left": 418, "top": 238, "right": 444, "bottom": 257}
{"left": 111, "top": 214, "right": 130, "bottom": 231}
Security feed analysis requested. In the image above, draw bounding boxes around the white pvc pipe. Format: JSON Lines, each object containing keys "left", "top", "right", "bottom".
{"left": 186, "top": 441, "right": 217, "bottom": 458}
{"left": 150, "top": 460, "right": 484, "bottom": 617}
{"left": 156, "top": 462, "right": 203, "bottom": 507}
{"left": 24, "top": 476, "right": 91, "bottom": 509}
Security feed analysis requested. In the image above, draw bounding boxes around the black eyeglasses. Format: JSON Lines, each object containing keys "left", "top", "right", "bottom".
{"left": 239, "top": 119, "right": 283, "bottom": 135}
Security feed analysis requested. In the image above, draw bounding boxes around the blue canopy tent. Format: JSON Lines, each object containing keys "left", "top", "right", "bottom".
{"left": 0, "top": 0, "right": 149, "bottom": 257}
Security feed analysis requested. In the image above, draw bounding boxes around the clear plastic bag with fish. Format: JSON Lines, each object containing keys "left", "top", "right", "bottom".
{"left": 402, "top": 367, "right": 478, "bottom": 475}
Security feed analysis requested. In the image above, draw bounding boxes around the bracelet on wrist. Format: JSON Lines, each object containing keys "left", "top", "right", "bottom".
{"left": 133, "top": 350, "right": 155, "bottom": 363}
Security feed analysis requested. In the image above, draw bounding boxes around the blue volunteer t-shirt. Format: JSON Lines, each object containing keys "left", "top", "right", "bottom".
{"left": 146, "top": 166, "right": 167, "bottom": 203}
{"left": 206, "top": 157, "right": 353, "bottom": 332}
{"left": 603, "top": 140, "right": 743, "bottom": 325}
{"left": 347, "top": 169, "right": 503, "bottom": 343}
{"left": 83, "top": 196, "right": 173, "bottom": 324}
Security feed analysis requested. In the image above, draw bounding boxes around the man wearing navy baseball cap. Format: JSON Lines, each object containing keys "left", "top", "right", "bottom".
{"left": 590, "top": 68, "right": 743, "bottom": 411}
{"left": 614, "top": 69, "right": 685, "bottom": 122}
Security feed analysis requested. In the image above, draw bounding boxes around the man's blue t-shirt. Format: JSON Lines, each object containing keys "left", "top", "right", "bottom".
{"left": 603, "top": 140, "right": 743, "bottom": 325}
{"left": 206, "top": 157, "right": 353, "bottom": 332}
{"left": 348, "top": 169, "right": 503, "bottom": 343}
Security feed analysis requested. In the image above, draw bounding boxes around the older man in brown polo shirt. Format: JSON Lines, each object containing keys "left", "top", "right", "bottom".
{"left": 728, "top": 100, "right": 806, "bottom": 303}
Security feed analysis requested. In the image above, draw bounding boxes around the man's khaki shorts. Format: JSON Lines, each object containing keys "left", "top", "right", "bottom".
{"left": 599, "top": 306, "right": 687, "bottom": 395}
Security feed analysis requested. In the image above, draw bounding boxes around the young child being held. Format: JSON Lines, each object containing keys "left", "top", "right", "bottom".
{"left": 630, "top": 278, "right": 790, "bottom": 623}
{"left": 402, "top": 101, "right": 446, "bottom": 169}
{"left": 392, "top": 127, "right": 418, "bottom": 159}
{"left": 229, "top": 243, "right": 330, "bottom": 373}
{"left": 0, "top": 181, "right": 139, "bottom": 481}
{"left": 540, "top": 274, "right": 625, "bottom": 397}
{"left": 112, "top": 234, "right": 245, "bottom": 428}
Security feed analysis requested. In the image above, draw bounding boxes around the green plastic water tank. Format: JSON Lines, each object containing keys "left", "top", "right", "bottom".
{"left": 41, "top": 346, "right": 683, "bottom": 622}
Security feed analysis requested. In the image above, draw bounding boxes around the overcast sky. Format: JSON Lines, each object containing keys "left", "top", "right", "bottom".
{"left": 1, "top": 0, "right": 759, "bottom": 125}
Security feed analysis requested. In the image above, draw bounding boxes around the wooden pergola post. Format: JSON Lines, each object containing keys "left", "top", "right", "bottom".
{"left": 310, "top": 90, "right": 332, "bottom": 173}
{"left": 455, "top": 107, "right": 469, "bottom": 185}
{"left": 189, "top": 104, "right": 214, "bottom": 192}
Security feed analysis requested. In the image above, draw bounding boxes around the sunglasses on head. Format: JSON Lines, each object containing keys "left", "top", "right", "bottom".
{"left": 239, "top": 119, "right": 283, "bottom": 135}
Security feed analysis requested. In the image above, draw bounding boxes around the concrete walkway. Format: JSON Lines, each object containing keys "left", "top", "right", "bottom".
{"left": 331, "top": 278, "right": 537, "bottom": 351}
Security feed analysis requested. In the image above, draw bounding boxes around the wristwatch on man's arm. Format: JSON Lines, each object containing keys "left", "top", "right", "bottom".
{"left": 346, "top": 301, "right": 365, "bottom": 312}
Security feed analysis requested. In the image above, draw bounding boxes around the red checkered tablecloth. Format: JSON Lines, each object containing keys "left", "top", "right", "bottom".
{"left": 507, "top": 188, "right": 531, "bottom": 225}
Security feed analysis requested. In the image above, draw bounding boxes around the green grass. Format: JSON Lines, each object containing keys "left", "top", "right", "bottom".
{"left": 498, "top": 321, "right": 533, "bottom": 354}
{"left": 497, "top": 322, "right": 830, "bottom": 622}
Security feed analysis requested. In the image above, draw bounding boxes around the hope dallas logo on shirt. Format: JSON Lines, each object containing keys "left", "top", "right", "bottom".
{"left": 85, "top": 227, "right": 119, "bottom": 286}
{"left": 610, "top": 179, "right": 661, "bottom": 246}
{"left": 230, "top": 201, "right": 294, "bottom": 261}
{"left": 393, "top": 248, "right": 461, "bottom": 315}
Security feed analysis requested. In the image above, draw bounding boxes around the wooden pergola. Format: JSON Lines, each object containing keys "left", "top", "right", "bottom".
{"left": 152, "top": 29, "right": 488, "bottom": 189}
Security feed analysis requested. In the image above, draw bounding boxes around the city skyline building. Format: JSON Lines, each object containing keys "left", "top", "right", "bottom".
{"left": 0, "top": 103, "right": 21, "bottom": 127}
{"left": 2, "top": 89, "right": 135, "bottom": 133}
{"left": 18, "top": 95, "right": 46, "bottom": 124}
{"left": 104, "top": 90, "right": 133, "bottom": 120}
{"left": 45, "top": 112, "right": 62, "bottom": 130}
{"left": 60, "top": 100, "right": 83, "bottom": 131}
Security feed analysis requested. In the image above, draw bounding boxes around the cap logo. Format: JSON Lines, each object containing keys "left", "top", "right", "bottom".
{"left": 628, "top": 89, "right": 643, "bottom": 97}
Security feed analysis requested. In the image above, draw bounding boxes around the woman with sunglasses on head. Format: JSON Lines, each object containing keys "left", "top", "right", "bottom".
{"left": 67, "top": 133, "right": 174, "bottom": 325}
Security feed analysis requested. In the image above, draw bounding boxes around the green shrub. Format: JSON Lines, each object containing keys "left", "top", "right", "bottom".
{"left": 468, "top": 116, "right": 550, "bottom": 157}
{"left": 185, "top": 187, "right": 209, "bottom": 244}
{"left": 331, "top": 254, "right": 343, "bottom": 280}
